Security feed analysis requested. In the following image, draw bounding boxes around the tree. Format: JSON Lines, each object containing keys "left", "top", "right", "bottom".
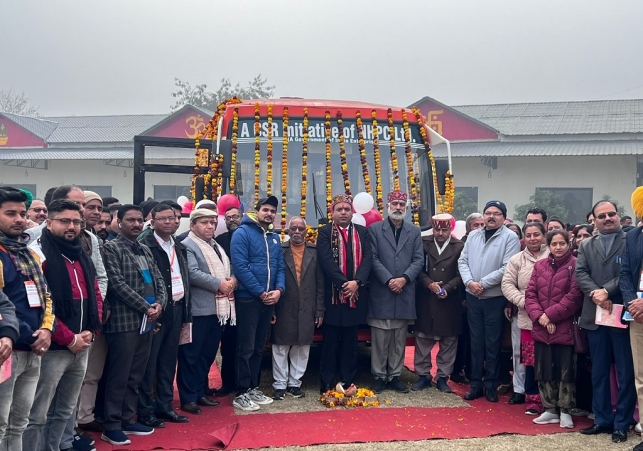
{"left": 515, "top": 189, "right": 569, "bottom": 224}
{"left": 451, "top": 190, "right": 479, "bottom": 221}
{"left": 600, "top": 194, "right": 627, "bottom": 217}
{"left": 0, "top": 89, "right": 39, "bottom": 116}
{"left": 170, "top": 74, "right": 275, "bottom": 111}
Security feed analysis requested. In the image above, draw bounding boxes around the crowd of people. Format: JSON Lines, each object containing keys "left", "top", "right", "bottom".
{"left": 1, "top": 183, "right": 643, "bottom": 451}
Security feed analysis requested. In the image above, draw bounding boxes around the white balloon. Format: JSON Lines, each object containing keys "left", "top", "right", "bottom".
{"left": 453, "top": 220, "right": 467, "bottom": 239}
{"left": 351, "top": 213, "right": 366, "bottom": 226}
{"left": 215, "top": 215, "right": 228, "bottom": 237}
{"left": 177, "top": 196, "right": 189, "bottom": 207}
{"left": 353, "top": 192, "right": 374, "bottom": 214}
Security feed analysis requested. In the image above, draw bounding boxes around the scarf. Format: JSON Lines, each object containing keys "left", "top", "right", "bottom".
{"left": 435, "top": 237, "right": 451, "bottom": 255}
{"left": 598, "top": 226, "right": 622, "bottom": 255}
{"left": 0, "top": 232, "right": 49, "bottom": 309}
{"left": 188, "top": 231, "right": 236, "bottom": 325}
{"left": 39, "top": 229, "right": 101, "bottom": 332}
{"left": 331, "top": 223, "right": 363, "bottom": 308}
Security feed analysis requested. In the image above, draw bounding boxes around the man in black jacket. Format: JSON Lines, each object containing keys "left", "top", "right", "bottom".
{"left": 138, "top": 204, "right": 191, "bottom": 427}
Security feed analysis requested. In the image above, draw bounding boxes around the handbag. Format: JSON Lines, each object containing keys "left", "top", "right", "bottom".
{"left": 572, "top": 317, "right": 589, "bottom": 354}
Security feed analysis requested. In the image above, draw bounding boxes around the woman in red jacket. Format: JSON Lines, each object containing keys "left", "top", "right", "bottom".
{"left": 525, "top": 230, "right": 584, "bottom": 429}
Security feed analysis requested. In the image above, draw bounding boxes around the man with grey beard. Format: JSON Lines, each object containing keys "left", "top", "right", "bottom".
{"left": 367, "top": 191, "right": 423, "bottom": 394}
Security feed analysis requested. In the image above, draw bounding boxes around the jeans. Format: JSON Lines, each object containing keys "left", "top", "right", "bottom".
{"left": 235, "top": 297, "right": 274, "bottom": 393}
{"left": 0, "top": 351, "right": 41, "bottom": 451}
{"left": 22, "top": 349, "right": 89, "bottom": 451}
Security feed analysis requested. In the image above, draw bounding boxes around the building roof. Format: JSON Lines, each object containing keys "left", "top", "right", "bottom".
{"left": 0, "top": 146, "right": 195, "bottom": 160}
{"left": 1, "top": 112, "right": 58, "bottom": 140}
{"left": 41, "top": 114, "right": 168, "bottom": 143}
{"left": 452, "top": 99, "right": 643, "bottom": 136}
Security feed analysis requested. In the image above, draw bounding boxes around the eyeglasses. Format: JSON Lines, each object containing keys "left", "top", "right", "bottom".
{"left": 484, "top": 212, "right": 503, "bottom": 217}
{"left": 596, "top": 211, "right": 617, "bottom": 220}
{"left": 52, "top": 218, "right": 82, "bottom": 227}
{"left": 31, "top": 208, "right": 47, "bottom": 213}
{"left": 289, "top": 226, "right": 306, "bottom": 231}
{"left": 225, "top": 214, "right": 241, "bottom": 220}
{"left": 154, "top": 216, "right": 175, "bottom": 223}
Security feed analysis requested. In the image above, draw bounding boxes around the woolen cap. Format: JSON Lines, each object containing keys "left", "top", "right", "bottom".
{"left": 483, "top": 200, "right": 507, "bottom": 218}
{"left": 84, "top": 190, "right": 102, "bottom": 205}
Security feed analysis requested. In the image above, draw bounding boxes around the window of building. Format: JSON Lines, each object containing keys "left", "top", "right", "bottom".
{"left": 536, "top": 187, "right": 593, "bottom": 224}
{"left": 79, "top": 186, "right": 112, "bottom": 198}
{"left": 455, "top": 187, "right": 478, "bottom": 204}
{"left": 8, "top": 184, "right": 37, "bottom": 197}
{"left": 154, "top": 185, "right": 191, "bottom": 201}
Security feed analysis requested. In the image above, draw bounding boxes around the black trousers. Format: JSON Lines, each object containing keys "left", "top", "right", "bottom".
{"left": 219, "top": 323, "right": 237, "bottom": 389}
{"left": 467, "top": 293, "right": 506, "bottom": 391}
{"left": 138, "top": 303, "right": 183, "bottom": 416}
{"left": 103, "top": 330, "right": 153, "bottom": 431}
{"left": 319, "top": 324, "right": 359, "bottom": 388}
{"left": 235, "top": 298, "right": 274, "bottom": 394}
{"left": 451, "top": 309, "right": 471, "bottom": 378}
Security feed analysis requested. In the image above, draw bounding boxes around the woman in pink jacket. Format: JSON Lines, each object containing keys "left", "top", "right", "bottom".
{"left": 525, "top": 230, "right": 583, "bottom": 429}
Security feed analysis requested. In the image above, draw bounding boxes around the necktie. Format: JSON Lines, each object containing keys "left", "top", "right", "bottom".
{"left": 341, "top": 228, "right": 349, "bottom": 243}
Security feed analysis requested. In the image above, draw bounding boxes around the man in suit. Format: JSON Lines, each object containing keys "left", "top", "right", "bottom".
{"left": 367, "top": 191, "right": 423, "bottom": 394}
{"left": 413, "top": 213, "right": 464, "bottom": 393}
{"left": 317, "top": 194, "right": 372, "bottom": 394}
{"left": 621, "top": 187, "right": 643, "bottom": 451}
{"left": 576, "top": 200, "right": 634, "bottom": 443}
{"left": 270, "top": 216, "right": 324, "bottom": 400}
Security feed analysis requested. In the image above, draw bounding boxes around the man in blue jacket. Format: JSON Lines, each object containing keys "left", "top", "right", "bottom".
{"left": 230, "top": 196, "right": 285, "bottom": 412}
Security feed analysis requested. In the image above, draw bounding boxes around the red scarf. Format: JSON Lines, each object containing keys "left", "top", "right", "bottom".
{"left": 331, "top": 223, "right": 362, "bottom": 308}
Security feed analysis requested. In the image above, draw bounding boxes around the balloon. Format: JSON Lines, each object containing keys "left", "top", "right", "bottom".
{"left": 453, "top": 220, "right": 467, "bottom": 239}
{"left": 217, "top": 194, "right": 241, "bottom": 216}
{"left": 351, "top": 213, "right": 366, "bottom": 226}
{"left": 353, "top": 192, "right": 374, "bottom": 214}
{"left": 177, "top": 196, "right": 189, "bottom": 207}
{"left": 215, "top": 214, "right": 228, "bottom": 237}
{"left": 363, "top": 208, "right": 383, "bottom": 227}
{"left": 181, "top": 201, "right": 193, "bottom": 215}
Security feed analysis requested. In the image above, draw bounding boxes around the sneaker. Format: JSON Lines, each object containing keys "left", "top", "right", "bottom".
{"left": 371, "top": 378, "right": 386, "bottom": 393}
{"left": 533, "top": 412, "right": 560, "bottom": 424}
{"left": 525, "top": 408, "right": 539, "bottom": 415}
{"left": 74, "top": 429, "right": 95, "bottom": 445}
{"left": 71, "top": 434, "right": 96, "bottom": 451}
{"left": 122, "top": 422, "right": 154, "bottom": 435}
{"left": 101, "top": 430, "right": 131, "bottom": 446}
{"left": 233, "top": 393, "right": 260, "bottom": 411}
{"left": 570, "top": 407, "right": 589, "bottom": 417}
{"left": 248, "top": 388, "right": 274, "bottom": 405}
{"left": 388, "top": 377, "right": 409, "bottom": 393}
{"left": 273, "top": 389, "right": 286, "bottom": 400}
{"left": 286, "top": 386, "right": 305, "bottom": 398}
{"left": 635, "top": 423, "right": 642, "bottom": 434}
{"left": 560, "top": 412, "right": 574, "bottom": 429}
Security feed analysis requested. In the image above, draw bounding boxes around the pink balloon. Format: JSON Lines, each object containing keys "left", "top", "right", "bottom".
{"left": 182, "top": 201, "right": 193, "bottom": 214}
{"left": 217, "top": 194, "right": 241, "bottom": 216}
{"left": 363, "top": 208, "right": 383, "bottom": 227}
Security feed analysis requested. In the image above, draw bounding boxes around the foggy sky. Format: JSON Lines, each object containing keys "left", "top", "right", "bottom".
{"left": 2, "top": 0, "right": 642, "bottom": 116}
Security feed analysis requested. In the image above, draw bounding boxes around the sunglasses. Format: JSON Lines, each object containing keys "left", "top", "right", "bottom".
{"left": 289, "top": 226, "right": 306, "bottom": 232}
{"left": 596, "top": 211, "right": 617, "bottom": 220}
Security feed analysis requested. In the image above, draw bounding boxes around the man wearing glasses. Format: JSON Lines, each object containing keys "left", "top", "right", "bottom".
{"left": 458, "top": 200, "right": 520, "bottom": 402}
{"left": 27, "top": 199, "right": 48, "bottom": 225}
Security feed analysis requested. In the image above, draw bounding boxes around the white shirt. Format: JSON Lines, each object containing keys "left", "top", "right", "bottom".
{"left": 154, "top": 232, "right": 184, "bottom": 302}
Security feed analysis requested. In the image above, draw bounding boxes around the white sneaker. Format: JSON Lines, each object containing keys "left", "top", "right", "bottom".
{"left": 635, "top": 423, "right": 642, "bottom": 434}
{"left": 233, "top": 393, "right": 260, "bottom": 411}
{"left": 559, "top": 412, "right": 574, "bottom": 429}
{"left": 248, "top": 388, "right": 274, "bottom": 405}
{"left": 533, "top": 412, "right": 560, "bottom": 424}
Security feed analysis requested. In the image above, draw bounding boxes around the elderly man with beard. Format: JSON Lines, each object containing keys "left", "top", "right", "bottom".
{"left": 270, "top": 217, "right": 324, "bottom": 400}
{"left": 27, "top": 200, "right": 48, "bottom": 225}
{"left": 458, "top": 200, "right": 520, "bottom": 402}
{"left": 367, "top": 191, "right": 423, "bottom": 393}
{"left": 24, "top": 200, "right": 103, "bottom": 451}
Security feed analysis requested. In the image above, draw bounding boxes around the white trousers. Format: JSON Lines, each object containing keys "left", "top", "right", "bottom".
{"left": 272, "top": 345, "right": 310, "bottom": 390}
{"left": 511, "top": 316, "right": 526, "bottom": 394}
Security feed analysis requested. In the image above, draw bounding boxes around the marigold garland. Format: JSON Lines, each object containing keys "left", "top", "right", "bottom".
{"left": 305, "top": 225, "right": 318, "bottom": 245}
{"left": 337, "top": 111, "right": 351, "bottom": 196}
{"left": 210, "top": 153, "right": 223, "bottom": 199}
{"left": 280, "top": 107, "right": 289, "bottom": 240}
{"left": 319, "top": 388, "right": 380, "bottom": 408}
{"left": 324, "top": 110, "right": 332, "bottom": 220}
{"left": 229, "top": 107, "right": 239, "bottom": 194}
{"left": 371, "top": 110, "right": 384, "bottom": 215}
{"left": 301, "top": 108, "right": 309, "bottom": 219}
{"left": 254, "top": 103, "right": 261, "bottom": 205}
{"left": 387, "top": 108, "right": 400, "bottom": 191}
{"left": 355, "top": 111, "right": 372, "bottom": 195}
{"left": 401, "top": 109, "right": 419, "bottom": 225}
{"left": 266, "top": 104, "right": 274, "bottom": 195}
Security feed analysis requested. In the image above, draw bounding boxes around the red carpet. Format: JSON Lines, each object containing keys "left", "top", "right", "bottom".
{"left": 95, "top": 347, "right": 591, "bottom": 450}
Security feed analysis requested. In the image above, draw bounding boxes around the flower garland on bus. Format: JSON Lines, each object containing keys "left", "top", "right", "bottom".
{"left": 266, "top": 104, "right": 274, "bottom": 195}
{"left": 387, "top": 108, "right": 400, "bottom": 191}
{"left": 401, "top": 109, "right": 419, "bottom": 225}
{"left": 281, "top": 107, "right": 289, "bottom": 239}
{"left": 325, "top": 110, "right": 332, "bottom": 220}
{"left": 254, "top": 103, "right": 261, "bottom": 205}
{"left": 301, "top": 108, "right": 309, "bottom": 219}
{"left": 355, "top": 111, "right": 372, "bottom": 195}
{"left": 371, "top": 110, "right": 384, "bottom": 215}
{"left": 229, "top": 107, "right": 239, "bottom": 194}
{"left": 337, "top": 111, "right": 351, "bottom": 196}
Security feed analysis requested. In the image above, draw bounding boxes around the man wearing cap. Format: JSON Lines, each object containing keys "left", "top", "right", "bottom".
{"left": 317, "top": 194, "right": 372, "bottom": 394}
{"left": 413, "top": 213, "right": 464, "bottom": 393}
{"left": 367, "top": 191, "right": 423, "bottom": 394}
{"left": 230, "top": 196, "right": 285, "bottom": 411}
{"left": 458, "top": 200, "right": 520, "bottom": 402}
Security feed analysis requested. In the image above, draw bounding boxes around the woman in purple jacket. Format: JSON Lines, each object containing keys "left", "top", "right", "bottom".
{"left": 525, "top": 230, "right": 584, "bottom": 429}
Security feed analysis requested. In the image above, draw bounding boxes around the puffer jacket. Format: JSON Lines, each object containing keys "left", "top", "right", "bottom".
{"left": 525, "top": 251, "right": 583, "bottom": 345}
{"left": 501, "top": 245, "right": 549, "bottom": 330}
{"left": 230, "top": 213, "right": 286, "bottom": 299}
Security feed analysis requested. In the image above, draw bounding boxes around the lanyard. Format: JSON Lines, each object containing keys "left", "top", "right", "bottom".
{"left": 156, "top": 238, "right": 177, "bottom": 272}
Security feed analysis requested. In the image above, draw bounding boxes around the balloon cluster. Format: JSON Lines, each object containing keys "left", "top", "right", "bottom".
{"left": 176, "top": 194, "right": 244, "bottom": 237}
{"left": 351, "top": 192, "right": 383, "bottom": 227}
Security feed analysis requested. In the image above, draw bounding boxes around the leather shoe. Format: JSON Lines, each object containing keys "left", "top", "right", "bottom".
{"left": 508, "top": 392, "right": 525, "bottom": 405}
{"left": 463, "top": 388, "right": 483, "bottom": 400}
{"left": 320, "top": 385, "right": 332, "bottom": 395}
{"left": 484, "top": 388, "right": 498, "bottom": 402}
{"left": 633, "top": 441, "right": 643, "bottom": 451}
{"left": 215, "top": 385, "right": 234, "bottom": 396}
{"left": 580, "top": 424, "right": 613, "bottom": 435}
{"left": 204, "top": 387, "right": 217, "bottom": 396}
{"left": 388, "top": 377, "right": 409, "bottom": 393}
{"left": 155, "top": 410, "right": 189, "bottom": 423}
{"left": 197, "top": 396, "right": 220, "bottom": 407}
{"left": 411, "top": 376, "right": 432, "bottom": 391}
{"left": 371, "top": 378, "right": 387, "bottom": 394}
{"left": 450, "top": 372, "right": 470, "bottom": 385}
{"left": 138, "top": 415, "right": 165, "bottom": 428}
{"left": 612, "top": 430, "right": 627, "bottom": 443}
{"left": 181, "top": 403, "right": 202, "bottom": 415}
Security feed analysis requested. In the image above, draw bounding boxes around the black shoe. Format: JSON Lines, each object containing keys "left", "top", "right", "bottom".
{"left": 197, "top": 396, "right": 220, "bottom": 407}
{"left": 464, "top": 388, "right": 484, "bottom": 400}
{"left": 155, "top": 410, "right": 189, "bottom": 423}
{"left": 580, "top": 424, "right": 613, "bottom": 435}
{"left": 273, "top": 389, "right": 286, "bottom": 400}
{"left": 436, "top": 377, "right": 453, "bottom": 393}
{"left": 634, "top": 441, "right": 643, "bottom": 451}
{"left": 320, "top": 385, "right": 332, "bottom": 395}
{"left": 484, "top": 388, "right": 498, "bottom": 402}
{"left": 286, "top": 386, "right": 305, "bottom": 398}
{"left": 204, "top": 387, "right": 217, "bottom": 396}
{"left": 508, "top": 392, "right": 525, "bottom": 405}
{"left": 450, "top": 372, "right": 470, "bottom": 385}
{"left": 371, "top": 378, "right": 387, "bottom": 394}
{"left": 612, "top": 430, "right": 628, "bottom": 443}
{"left": 388, "top": 377, "right": 409, "bottom": 394}
{"left": 180, "top": 403, "right": 202, "bottom": 415}
{"left": 137, "top": 415, "right": 165, "bottom": 428}
{"left": 214, "top": 385, "right": 234, "bottom": 396}
{"left": 411, "top": 375, "right": 432, "bottom": 391}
